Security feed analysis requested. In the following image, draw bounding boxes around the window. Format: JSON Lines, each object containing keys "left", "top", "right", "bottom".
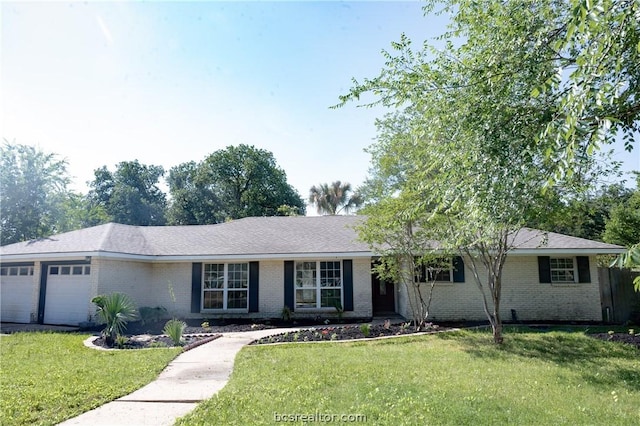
{"left": 417, "top": 258, "right": 452, "bottom": 282}
{"left": 1, "top": 266, "right": 34, "bottom": 276}
{"left": 295, "top": 261, "right": 342, "bottom": 309}
{"left": 202, "top": 263, "right": 248, "bottom": 310}
{"left": 48, "top": 265, "right": 90, "bottom": 276}
{"left": 550, "top": 258, "right": 576, "bottom": 283}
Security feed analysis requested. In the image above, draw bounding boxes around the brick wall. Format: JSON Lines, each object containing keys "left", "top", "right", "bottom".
{"left": 398, "top": 255, "right": 602, "bottom": 322}
{"left": 91, "top": 257, "right": 373, "bottom": 321}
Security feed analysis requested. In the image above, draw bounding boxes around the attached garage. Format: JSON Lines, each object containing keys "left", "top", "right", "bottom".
{"left": 0, "top": 264, "right": 36, "bottom": 323}
{"left": 42, "top": 264, "right": 92, "bottom": 325}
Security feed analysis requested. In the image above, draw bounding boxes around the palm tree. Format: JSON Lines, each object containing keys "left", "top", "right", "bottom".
{"left": 308, "top": 181, "right": 363, "bottom": 215}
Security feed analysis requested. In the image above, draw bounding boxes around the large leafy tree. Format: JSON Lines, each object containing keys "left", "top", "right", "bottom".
{"left": 338, "top": 0, "right": 635, "bottom": 343}
{"left": 0, "top": 142, "right": 73, "bottom": 245}
{"left": 166, "top": 161, "right": 221, "bottom": 225}
{"left": 87, "top": 160, "right": 167, "bottom": 226}
{"left": 308, "top": 181, "right": 363, "bottom": 215}
{"left": 603, "top": 176, "right": 640, "bottom": 247}
{"left": 528, "top": 182, "right": 634, "bottom": 241}
{"left": 167, "top": 145, "right": 305, "bottom": 224}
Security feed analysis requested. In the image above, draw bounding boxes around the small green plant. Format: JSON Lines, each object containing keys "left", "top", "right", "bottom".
{"left": 629, "top": 329, "right": 635, "bottom": 336}
{"left": 281, "top": 305, "right": 292, "bottom": 322}
{"left": 115, "top": 335, "right": 128, "bottom": 349}
{"left": 149, "top": 341, "right": 168, "bottom": 348}
{"left": 360, "top": 323, "right": 371, "bottom": 337}
{"left": 163, "top": 319, "right": 187, "bottom": 346}
{"left": 293, "top": 332, "right": 300, "bottom": 342}
{"left": 333, "top": 300, "right": 344, "bottom": 322}
{"left": 92, "top": 292, "right": 139, "bottom": 346}
{"left": 201, "top": 321, "right": 210, "bottom": 329}
{"left": 331, "top": 333, "right": 338, "bottom": 341}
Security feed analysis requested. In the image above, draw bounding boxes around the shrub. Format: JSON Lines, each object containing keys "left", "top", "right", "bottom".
{"left": 360, "top": 323, "right": 371, "bottom": 337}
{"left": 139, "top": 306, "right": 167, "bottom": 324}
{"left": 281, "top": 305, "right": 292, "bottom": 322}
{"left": 92, "top": 293, "right": 139, "bottom": 346}
{"left": 164, "top": 319, "right": 187, "bottom": 346}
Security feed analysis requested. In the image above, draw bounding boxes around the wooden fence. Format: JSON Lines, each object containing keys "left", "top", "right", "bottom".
{"left": 598, "top": 268, "right": 640, "bottom": 323}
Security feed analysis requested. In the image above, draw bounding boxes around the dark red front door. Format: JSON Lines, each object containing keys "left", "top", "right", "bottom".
{"left": 372, "top": 272, "right": 395, "bottom": 314}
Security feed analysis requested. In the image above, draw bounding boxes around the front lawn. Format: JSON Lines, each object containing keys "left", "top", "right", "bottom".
{"left": 178, "top": 328, "right": 640, "bottom": 425}
{"left": 0, "top": 332, "right": 180, "bottom": 426}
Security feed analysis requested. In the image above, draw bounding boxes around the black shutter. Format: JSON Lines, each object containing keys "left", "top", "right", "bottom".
{"left": 538, "top": 256, "right": 551, "bottom": 283}
{"left": 191, "top": 263, "right": 202, "bottom": 313}
{"left": 249, "top": 261, "right": 259, "bottom": 312}
{"left": 284, "top": 261, "right": 294, "bottom": 311}
{"left": 577, "top": 256, "right": 591, "bottom": 283}
{"left": 452, "top": 256, "right": 465, "bottom": 282}
{"left": 343, "top": 260, "right": 354, "bottom": 311}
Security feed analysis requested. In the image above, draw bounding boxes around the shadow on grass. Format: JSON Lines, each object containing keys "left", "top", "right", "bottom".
{"left": 436, "top": 327, "right": 639, "bottom": 364}
{"left": 435, "top": 328, "right": 640, "bottom": 391}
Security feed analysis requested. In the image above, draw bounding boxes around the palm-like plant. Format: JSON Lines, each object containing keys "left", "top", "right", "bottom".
{"left": 92, "top": 292, "right": 139, "bottom": 346}
{"left": 309, "top": 181, "right": 363, "bottom": 215}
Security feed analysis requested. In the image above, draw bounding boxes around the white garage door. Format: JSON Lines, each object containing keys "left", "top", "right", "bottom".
{"left": 1, "top": 265, "right": 36, "bottom": 323}
{"left": 44, "top": 265, "right": 92, "bottom": 325}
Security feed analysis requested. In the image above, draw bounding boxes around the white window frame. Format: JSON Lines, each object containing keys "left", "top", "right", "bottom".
{"left": 295, "top": 260, "right": 343, "bottom": 310}
{"left": 418, "top": 258, "right": 453, "bottom": 283}
{"left": 550, "top": 257, "right": 577, "bottom": 284}
{"left": 202, "top": 263, "right": 249, "bottom": 311}
{"left": 48, "top": 265, "right": 90, "bottom": 276}
{"left": 0, "top": 266, "right": 34, "bottom": 276}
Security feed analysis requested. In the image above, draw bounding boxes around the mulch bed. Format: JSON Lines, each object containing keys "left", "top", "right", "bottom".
{"left": 92, "top": 333, "right": 222, "bottom": 351}
{"left": 90, "top": 320, "right": 277, "bottom": 350}
{"left": 589, "top": 332, "right": 640, "bottom": 349}
{"left": 251, "top": 323, "right": 441, "bottom": 345}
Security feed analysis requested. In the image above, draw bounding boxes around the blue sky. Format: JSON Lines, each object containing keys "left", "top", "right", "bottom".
{"left": 2, "top": 1, "right": 638, "bottom": 206}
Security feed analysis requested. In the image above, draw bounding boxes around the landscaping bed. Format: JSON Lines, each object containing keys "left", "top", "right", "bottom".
{"left": 90, "top": 319, "right": 277, "bottom": 350}
{"left": 589, "top": 331, "right": 640, "bottom": 349}
{"left": 92, "top": 333, "right": 222, "bottom": 350}
{"left": 251, "top": 323, "right": 441, "bottom": 344}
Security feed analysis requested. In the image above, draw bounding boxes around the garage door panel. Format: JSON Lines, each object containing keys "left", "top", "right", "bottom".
{"left": 44, "top": 265, "right": 92, "bottom": 326}
{"left": 1, "top": 276, "right": 34, "bottom": 323}
{"left": 1, "top": 265, "right": 35, "bottom": 324}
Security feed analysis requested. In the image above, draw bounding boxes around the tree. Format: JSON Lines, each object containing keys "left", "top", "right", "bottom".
{"left": 308, "top": 181, "right": 363, "bottom": 215}
{"left": 358, "top": 194, "right": 446, "bottom": 330}
{"left": 0, "top": 142, "right": 72, "bottom": 245}
{"left": 167, "top": 145, "right": 305, "bottom": 224}
{"left": 166, "top": 161, "right": 221, "bottom": 225}
{"left": 87, "top": 160, "right": 167, "bottom": 226}
{"left": 528, "top": 182, "right": 634, "bottom": 241}
{"left": 603, "top": 176, "right": 640, "bottom": 247}
{"left": 338, "top": 0, "right": 615, "bottom": 344}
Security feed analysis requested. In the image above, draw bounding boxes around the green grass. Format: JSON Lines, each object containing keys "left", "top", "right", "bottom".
{"left": 0, "top": 332, "right": 181, "bottom": 426}
{"left": 177, "top": 328, "right": 640, "bottom": 425}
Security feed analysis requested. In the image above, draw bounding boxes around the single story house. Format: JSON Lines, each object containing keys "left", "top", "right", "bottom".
{"left": 0, "top": 215, "right": 625, "bottom": 326}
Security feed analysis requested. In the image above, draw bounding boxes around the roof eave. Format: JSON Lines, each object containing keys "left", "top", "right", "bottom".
{"left": 509, "top": 248, "right": 626, "bottom": 255}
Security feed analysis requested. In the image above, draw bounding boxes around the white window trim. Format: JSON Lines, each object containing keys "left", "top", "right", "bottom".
{"left": 201, "top": 263, "right": 249, "bottom": 312}
{"left": 48, "top": 265, "right": 90, "bottom": 276}
{"left": 1, "top": 266, "right": 34, "bottom": 276}
{"left": 550, "top": 256, "right": 578, "bottom": 284}
{"left": 419, "top": 258, "right": 453, "bottom": 283}
{"left": 295, "top": 260, "right": 343, "bottom": 310}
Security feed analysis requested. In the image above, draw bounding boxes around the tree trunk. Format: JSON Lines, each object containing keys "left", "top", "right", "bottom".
{"left": 491, "top": 314, "right": 503, "bottom": 344}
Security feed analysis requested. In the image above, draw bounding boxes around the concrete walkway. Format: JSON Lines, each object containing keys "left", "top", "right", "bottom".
{"left": 58, "top": 328, "right": 299, "bottom": 426}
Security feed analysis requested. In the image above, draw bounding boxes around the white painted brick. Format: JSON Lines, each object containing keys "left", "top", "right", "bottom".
{"left": 398, "top": 255, "right": 602, "bottom": 322}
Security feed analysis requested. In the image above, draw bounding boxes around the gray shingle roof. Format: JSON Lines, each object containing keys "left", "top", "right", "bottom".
{"left": 0, "top": 216, "right": 371, "bottom": 258}
{"left": 0, "top": 216, "right": 624, "bottom": 260}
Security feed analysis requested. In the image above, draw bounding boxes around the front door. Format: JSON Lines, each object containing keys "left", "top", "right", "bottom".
{"left": 372, "top": 271, "right": 395, "bottom": 314}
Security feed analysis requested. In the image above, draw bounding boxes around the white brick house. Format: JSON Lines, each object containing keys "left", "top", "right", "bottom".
{"left": 0, "top": 216, "right": 624, "bottom": 326}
